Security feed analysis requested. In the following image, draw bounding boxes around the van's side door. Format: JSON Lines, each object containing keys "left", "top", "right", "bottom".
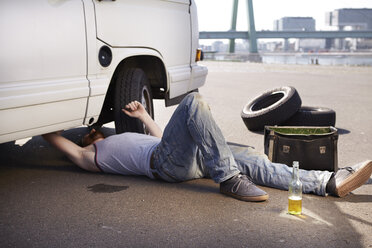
{"left": 0, "top": 0, "right": 89, "bottom": 142}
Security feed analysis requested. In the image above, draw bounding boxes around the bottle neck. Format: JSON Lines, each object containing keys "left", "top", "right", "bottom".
{"left": 292, "top": 163, "right": 300, "bottom": 180}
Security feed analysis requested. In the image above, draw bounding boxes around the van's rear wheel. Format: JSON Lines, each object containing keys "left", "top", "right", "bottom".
{"left": 114, "top": 68, "right": 154, "bottom": 134}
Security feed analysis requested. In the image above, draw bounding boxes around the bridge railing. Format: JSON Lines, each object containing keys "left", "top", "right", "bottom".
{"left": 200, "top": 30, "right": 372, "bottom": 40}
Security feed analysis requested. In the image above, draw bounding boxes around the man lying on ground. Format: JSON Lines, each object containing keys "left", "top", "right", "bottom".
{"left": 43, "top": 93, "right": 372, "bottom": 202}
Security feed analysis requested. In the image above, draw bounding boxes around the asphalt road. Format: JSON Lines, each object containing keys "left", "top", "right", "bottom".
{"left": 1, "top": 61, "right": 371, "bottom": 248}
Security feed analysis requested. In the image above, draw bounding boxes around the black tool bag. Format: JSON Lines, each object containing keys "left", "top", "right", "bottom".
{"left": 264, "top": 126, "right": 338, "bottom": 171}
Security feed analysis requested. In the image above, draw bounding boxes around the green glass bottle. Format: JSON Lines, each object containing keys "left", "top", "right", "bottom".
{"left": 288, "top": 161, "right": 303, "bottom": 215}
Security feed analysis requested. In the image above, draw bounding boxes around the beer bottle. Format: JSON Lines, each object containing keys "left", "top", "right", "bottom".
{"left": 288, "top": 161, "right": 302, "bottom": 215}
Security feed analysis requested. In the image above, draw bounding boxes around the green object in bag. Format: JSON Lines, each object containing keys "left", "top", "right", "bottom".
{"left": 268, "top": 127, "right": 335, "bottom": 136}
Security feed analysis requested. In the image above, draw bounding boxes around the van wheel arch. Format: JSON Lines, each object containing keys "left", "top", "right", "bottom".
{"left": 92, "top": 56, "right": 167, "bottom": 132}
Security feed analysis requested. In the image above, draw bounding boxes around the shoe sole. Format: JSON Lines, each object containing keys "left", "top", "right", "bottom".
{"left": 220, "top": 189, "right": 269, "bottom": 202}
{"left": 335, "top": 161, "right": 372, "bottom": 197}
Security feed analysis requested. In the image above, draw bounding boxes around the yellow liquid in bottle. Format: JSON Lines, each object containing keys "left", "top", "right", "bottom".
{"left": 288, "top": 196, "right": 302, "bottom": 215}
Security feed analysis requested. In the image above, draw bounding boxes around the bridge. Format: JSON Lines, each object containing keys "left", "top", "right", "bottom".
{"left": 200, "top": 30, "right": 372, "bottom": 40}
{"left": 198, "top": 0, "right": 372, "bottom": 55}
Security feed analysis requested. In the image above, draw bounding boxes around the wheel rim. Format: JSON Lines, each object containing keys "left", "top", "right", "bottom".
{"left": 141, "top": 86, "right": 152, "bottom": 115}
{"left": 141, "top": 85, "right": 152, "bottom": 134}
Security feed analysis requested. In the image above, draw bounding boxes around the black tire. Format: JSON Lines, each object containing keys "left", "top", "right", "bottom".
{"left": 114, "top": 68, "right": 154, "bottom": 134}
{"left": 241, "top": 86, "right": 302, "bottom": 131}
{"left": 283, "top": 106, "right": 336, "bottom": 126}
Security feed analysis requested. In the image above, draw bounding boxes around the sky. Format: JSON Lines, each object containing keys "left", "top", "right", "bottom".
{"left": 195, "top": 0, "right": 372, "bottom": 32}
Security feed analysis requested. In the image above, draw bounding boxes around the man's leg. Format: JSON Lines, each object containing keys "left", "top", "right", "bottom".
{"left": 229, "top": 144, "right": 331, "bottom": 196}
{"left": 229, "top": 144, "right": 372, "bottom": 197}
{"left": 152, "top": 93, "right": 268, "bottom": 201}
{"left": 153, "top": 93, "right": 239, "bottom": 183}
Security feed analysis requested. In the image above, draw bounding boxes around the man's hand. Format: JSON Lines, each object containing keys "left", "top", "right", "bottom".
{"left": 121, "top": 100, "right": 163, "bottom": 138}
{"left": 122, "top": 101, "right": 148, "bottom": 120}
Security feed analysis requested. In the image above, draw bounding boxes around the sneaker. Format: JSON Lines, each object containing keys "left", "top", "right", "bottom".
{"left": 220, "top": 174, "right": 269, "bottom": 202}
{"left": 328, "top": 160, "right": 372, "bottom": 197}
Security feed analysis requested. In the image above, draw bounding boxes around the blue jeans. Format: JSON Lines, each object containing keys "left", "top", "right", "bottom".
{"left": 151, "top": 93, "right": 333, "bottom": 196}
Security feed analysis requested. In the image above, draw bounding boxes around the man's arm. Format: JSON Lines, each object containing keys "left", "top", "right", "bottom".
{"left": 42, "top": 132, "right": 100, "bottom": 172}
{"left": 122, "top": 101, "right": 163, "bottom": 138}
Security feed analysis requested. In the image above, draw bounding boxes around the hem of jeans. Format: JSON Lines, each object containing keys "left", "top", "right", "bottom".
{"left": 216, "top": 171, "right": 241, "bottom": 184}
{"left": 321, "top": 172, "right": 334, "bottom": 196}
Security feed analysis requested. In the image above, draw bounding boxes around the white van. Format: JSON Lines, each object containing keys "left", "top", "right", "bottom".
{"left": 0, "top": 0, "right": 208, "bottom": 143}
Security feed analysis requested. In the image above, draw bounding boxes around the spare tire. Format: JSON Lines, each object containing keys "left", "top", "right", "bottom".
{"left": 283, "top": 106, "right": 336, "bottom": 126}
{"left": 241, "top": 86, "right": 302, "bottom": 131}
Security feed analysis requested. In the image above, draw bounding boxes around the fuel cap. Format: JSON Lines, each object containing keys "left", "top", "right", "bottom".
{"left": 98, "top": 45, "right": 112, "bottom": 67}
